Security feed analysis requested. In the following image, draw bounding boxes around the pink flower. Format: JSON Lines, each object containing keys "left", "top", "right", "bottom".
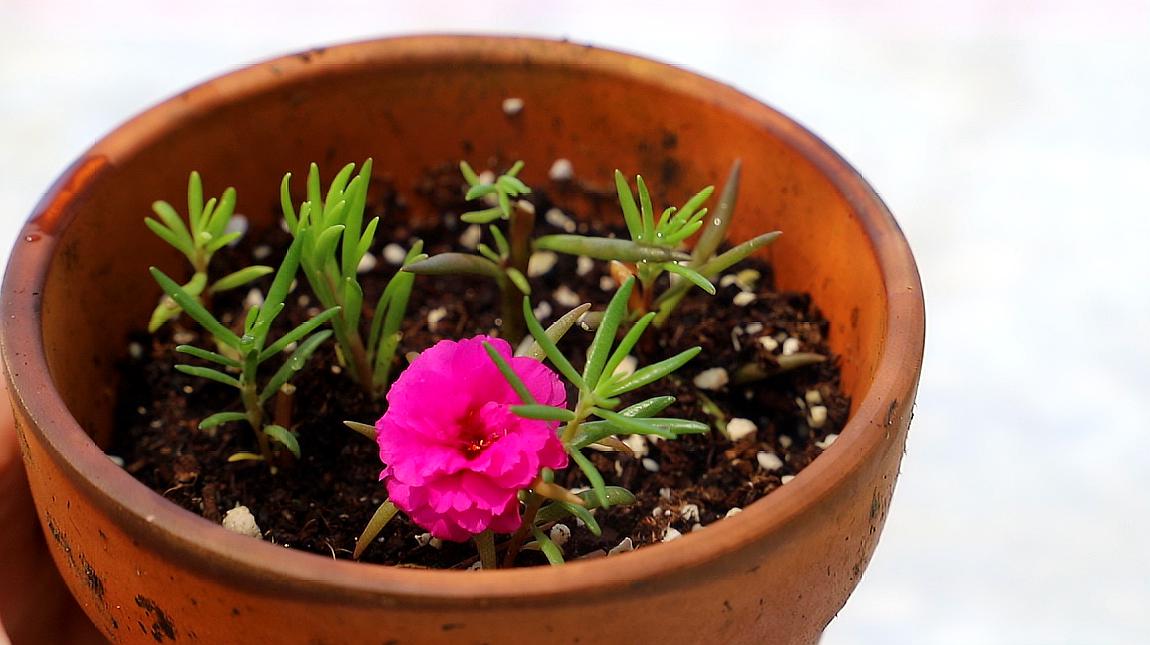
{"left": 376, "top": 335, "right": 568, "bottom": 542}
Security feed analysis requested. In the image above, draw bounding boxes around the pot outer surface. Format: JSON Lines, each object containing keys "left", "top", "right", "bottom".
{"left": 2, "top": 36, "right": 924, "bottom": 645}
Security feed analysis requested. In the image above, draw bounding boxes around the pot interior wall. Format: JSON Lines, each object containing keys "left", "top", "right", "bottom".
{"left": 39, "top": 50, "right": 885, "bottom": 447}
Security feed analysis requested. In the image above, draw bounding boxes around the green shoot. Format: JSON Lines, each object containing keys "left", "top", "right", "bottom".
{"left": 652, "top": 160, "right": 782, "bottom": 325}
{"left": 491, "top": 278, "right": 707, "bottom": 565}
{"left": 149, "top": 234, "right": 339, "bottom": 471}
{"left": 404, "top": 161, "right": 536, "bottom": 343}
{"left": 145, "top": 171, "right": 273, "bottom": 331}
{"left": 281, "top": 160, "right": 426, "bottom": 395}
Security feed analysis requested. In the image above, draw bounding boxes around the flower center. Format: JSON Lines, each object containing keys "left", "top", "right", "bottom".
{"left": 458, "top": 406, "right": 508, "bottom": 458}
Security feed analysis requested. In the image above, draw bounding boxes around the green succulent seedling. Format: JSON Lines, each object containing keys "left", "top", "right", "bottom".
{"left": 651, "top": 160, "right": 782, "bottom": 326}
{"left": 406, "top": 161, "right": 686, "bottom": 343}
{"left": 145, "top": 172, "right": 273, "bottom": 332}
{"left": 149, "top": 234, "right": 339, "bottom": 471}
{"left": 403, "top": 161, "right": 535, "bottom": 342}
{"left": 281, "top": 160, "right": 426, "bottom": 396}
{"left": 486, "top": 277, "right": 708, "bottom": 565}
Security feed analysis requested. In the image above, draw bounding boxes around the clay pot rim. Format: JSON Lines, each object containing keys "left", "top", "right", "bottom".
{"left": 1, "top": 35, "right": 924, "bottom": 605}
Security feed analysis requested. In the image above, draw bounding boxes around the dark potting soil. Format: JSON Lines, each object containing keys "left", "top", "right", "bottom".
{"left": 112, "top": 164, "right": 849, "bottom": 568}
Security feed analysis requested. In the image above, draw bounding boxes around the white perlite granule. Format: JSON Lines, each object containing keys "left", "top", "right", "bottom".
{"left": 527, "top": 251, "right": 558, "bottom": 277}
{"left": 641, "top": 457, "right": 660, "bottom": 472}
{"left": 612, "top": 355, "right": 638, "bottom": 378}
{"left": 576, "top": 255, "right": 595, "bottom": 276}
{"left": 548, "top": 158, "right": 574, "bottom": 181}
{"left": 545, "top": 207, "right": 577, "bottom": 232}
{"left": 553, "top": 285, "right": 581, "bottom": 308}
{"left": 726, "top": 417, "right": 757, "bottom": 442}
{"left": 662, "top": 527, "right": 683, "bottom": 542}
{"left": 815, "top": 433, "right": 839, "bottom": 450}
{"left": 356, "top": 252, "right": 377, "bottom": 274}
{"left": 782, "top": 337, "right": 801, "bottom": 356}
{"left": 608, "top": 537, "right": 634, "bottom": 556}
{"left": 733, "top": 291, "right": 756, "bottom": 307}
{"left": 693, "top": 367, "right": 729, "bottom": 391}
{"left": 756, "top": 451, "right": 784, "bottom": 471}
{"left": 225, "top": 214, "right": 248, "bottom": 241}
{"left": 808, "top": 405, "right": 828, "bottom": 429}
{"left": 501, "top": 97, "right": 524, "bottom": 115}
{"left": 244, "top": 288, "right": 264, "bottom": 310}
{"left": 383, "top": 243, "right": 407, "bottom": 265}
{"left": 459, "top": 224, "right": 482, "bottom": 249}
{"left": 680, "top": 504, "right": 700, "bottom": 523}
{"left": 622, "top": 434, "right": 649, "bottom": 458}
{"left": 222, "top": 506, "right": 262, "bottom": 539}
{"left": 549, "top": 523, "right": 571, "bottom": 548}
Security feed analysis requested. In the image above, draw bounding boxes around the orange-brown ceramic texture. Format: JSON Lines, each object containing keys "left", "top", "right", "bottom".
{"left": 1, "top": 36, "right": 924, "bottom": 644}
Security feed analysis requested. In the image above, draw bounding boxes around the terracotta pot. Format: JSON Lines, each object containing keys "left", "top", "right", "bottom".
{"left": 1, "top": 36, "right": 924, "bottom": 644}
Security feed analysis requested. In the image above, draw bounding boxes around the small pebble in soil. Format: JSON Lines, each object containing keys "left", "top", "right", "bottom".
{"left": 756, "top": 451, "right": 784, "bottom": 471}
{"left": 107, "top": 454, "right": 125, "bottom": 467}
{"left": 516, "top": 199, "right": 535, "bottom": 215}
{"left": 548, "top": 158, "right": 574, "bottom": 181}
{"left": 662, "top": 527, "right": 683, "bottom": 542}
{"left": 726, "top": 417, "right": 757, "bottom": 441}
{"left": 427, "top": 307, "right": 448, "bottom": 331}
{"left": 692, "top": 523, "right": 705, "bottom": 532}
{"left": 459, "top": 224, "right": 482, "bottom": 250}
{"left": 815, "top": 433, "right": 839, "bottom": 450}
{"left": 545, "top": 207, "right": 577, "bottom": 232}
{"left": 253, "top": 244, "right": 272, "bottom": 260}
{"left": 576, "top": 255, "right": 595, "bottom": 276}
{"left": 781, "top": 475, "right": 796, "bottom": 485}
{"left": 805, "top": 389, "right": 823, "bottom": 406}
{"left": 222, "top": 505, "right": 262, "bottom": 538}
{"left": 173, "top": 330, "right": 196, "bottom": 345}
{"left": 553, "top": 285, "right": 581, "bottom": 308}
{"left": 244, "top": 288, "right": 264, "bottom": 310}
{"left": 779, "top": 435, "right": 794, "bottom": 449}
{"left": 549, "top": 523, "right": 571, "bottom": 547}
{"left": 599, "top": 275, "right": 616, "bottom": 291}
{"left": 528, "top": 251, "right": 558, "bottom": 277}
{"left": 356, "top": 252, "right": 377, "bottom": 274}
{"left": 297, "top": 294, "right": 310, "bottom": 307}
{"left": 745, "top": 322, "right": 764, "bottom": 335}
{"left": 501, "top": 97, "right": 524, "bottom": 115}
{"left": 758, "top": 335, "right": 779, "bottom": 352}
{"left": 782, "top": 337, "right": 801, "bottom": 356}
{"left": 641, "top": 457, "right": 660, "bottom": 472}
{"left": 415, "top": 532, "right": 432, "bottom": 547}
{"left": 612, "top": 355, "right": 638, "bottom": 378}
{"left": 383, "top": 243, "right": 407, "bottom": 265}
{"left": 733, "top": 291, "right": 756, "bottom": 307}
{"left": 719, "top": 274, "right": 739, "bottom": 288}
{"left": 693, "top": 367, "right": 729, "bottom": 391}
{"left": 725, "top": 507, "right": 743, "bottom": 518}
{"left": 681, "top": 504, "right": 700, "bottom": 523}
{"left": 808, "top": 405, "right": 829, "bottom": 429}
{"left": 607, "top": 537, "right": 634, "bottom": 556}
{"left": 136, "top": 406, "right": 146, "bottom": 415}
{"left": 533, "top": 301, "right": 553, "bottom": 321}
{"left": 225, "top": 214, "right": 248, "bottom": 241}
{"left": 622, "top": 434, "right": 648, "bottom": 457}
{"left": 128, "top": 342, "right": 143, "bottom": 359}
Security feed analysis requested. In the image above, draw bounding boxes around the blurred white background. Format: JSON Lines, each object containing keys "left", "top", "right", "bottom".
{"left": 2, "top": 1, "right": 1148, "bottom": 643}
